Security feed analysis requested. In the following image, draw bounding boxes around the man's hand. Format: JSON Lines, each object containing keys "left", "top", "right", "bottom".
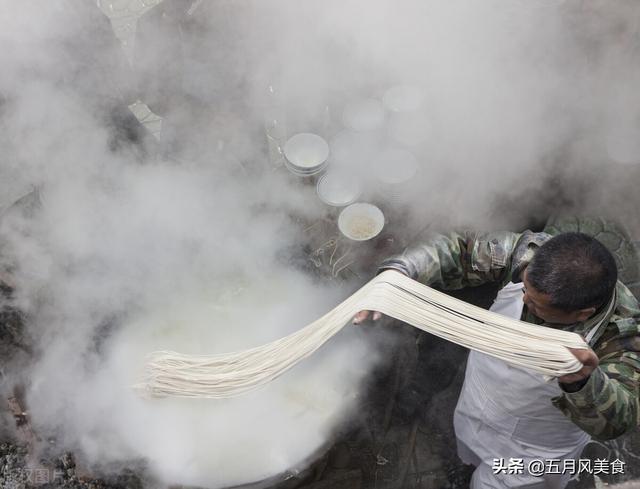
{"left": 352, "top": 268, "right": 409, "bottom": 325}
{"left": 558, "top": 347, "right": 599, "bottom": 386}
{"left": 353, "top": 310, "right": 382, "bottom": 324}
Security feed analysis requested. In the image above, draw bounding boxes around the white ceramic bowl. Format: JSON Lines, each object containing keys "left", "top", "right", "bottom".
{"left": 316, "top": 171, "right": 361, "bottom": 207}
{"left": 283, "top": 133, "right": 330, "bottom": 171}
{"left": 338, "top": 203, "right": 385, "bottom": 241}
{"left": 284, "top": 158, "right": 328, "bottom": 176}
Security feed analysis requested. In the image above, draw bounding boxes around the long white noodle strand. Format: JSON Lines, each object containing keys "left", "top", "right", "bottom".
{"left": 134, "top": 271, "right": 588, "bottom": 399}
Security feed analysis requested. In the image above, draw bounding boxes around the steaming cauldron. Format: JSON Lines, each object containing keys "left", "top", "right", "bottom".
{"left": 224, "top": 322, "right": 424, "bottom": 489}
{"left": 226, "top": 443, "right": 330, "bottom": 489}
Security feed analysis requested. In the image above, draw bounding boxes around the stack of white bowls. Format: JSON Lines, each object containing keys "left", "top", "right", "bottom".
{"left": 283, "top": 133, "right": 330, "bottom": 177}
{"left": 316, "top": 170, "right": 362, "bottom": 208}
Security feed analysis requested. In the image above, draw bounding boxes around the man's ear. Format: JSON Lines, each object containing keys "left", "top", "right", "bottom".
{"left": 575, "top": 307, "right": 596, "bottom": 322}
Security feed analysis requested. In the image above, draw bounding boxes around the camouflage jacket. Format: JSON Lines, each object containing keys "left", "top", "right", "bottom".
{"left": 379, "top": 230, "right": 640, "bottom": 440}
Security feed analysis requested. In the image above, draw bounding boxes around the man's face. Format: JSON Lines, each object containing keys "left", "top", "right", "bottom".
{"left": 521, "top": 269, "right": 595, "bottom": 325}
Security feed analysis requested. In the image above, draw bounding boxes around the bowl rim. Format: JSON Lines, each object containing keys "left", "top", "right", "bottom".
{"left": 338, "top": 202, "right": 385, "bottom": 241}
{"left": 316, "top": 172, "right": 361, "bottom": 207}
{"left": 283, "top": 132, "right": 330, "bottom": 169}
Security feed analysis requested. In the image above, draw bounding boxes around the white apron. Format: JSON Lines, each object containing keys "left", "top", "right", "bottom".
{"left": 453, "top": 282, "right": 592, "bottom": 489}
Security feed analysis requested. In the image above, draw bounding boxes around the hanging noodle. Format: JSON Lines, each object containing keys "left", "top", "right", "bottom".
{"left": 134, "top": 270, "right": 587, "bottom": 399}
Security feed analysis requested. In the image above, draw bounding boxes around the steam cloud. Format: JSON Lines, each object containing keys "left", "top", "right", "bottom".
{"left": 1, "top": 0, "right": 639, "bottom": 487}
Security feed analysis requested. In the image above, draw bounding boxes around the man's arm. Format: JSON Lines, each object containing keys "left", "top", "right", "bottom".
{"left": 552, "top": 352, "right": 640, "bottom": 440}
{"left": 354, "top": 229, "right": 531, "bottom": 323}
{"left": 378, "top": 230, "right": 522, "bottom": 290}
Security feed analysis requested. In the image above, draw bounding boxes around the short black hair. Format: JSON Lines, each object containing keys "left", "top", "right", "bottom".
{"left": 526, "top": 232, "right": 618, "bottom": 311}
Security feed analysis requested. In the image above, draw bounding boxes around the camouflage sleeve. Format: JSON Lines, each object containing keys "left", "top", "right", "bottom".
{"left": 377, "top": 230, "right": 521, "bottom": 290}
{"left": 551, "top": 354, "right": 640, "bottom": 440}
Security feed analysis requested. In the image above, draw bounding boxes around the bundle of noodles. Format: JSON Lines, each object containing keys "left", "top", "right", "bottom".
{"left": 135, "top": 270, "right": 587, "bottom": 399}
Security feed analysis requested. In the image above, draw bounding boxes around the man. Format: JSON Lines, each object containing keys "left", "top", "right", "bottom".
{"left": 354, "top": 230, "right": 640, "bottom": 488}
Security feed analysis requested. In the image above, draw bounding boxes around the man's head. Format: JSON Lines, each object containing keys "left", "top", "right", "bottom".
{"left": 522, "top": 232, "right": 618, "bottom": 325}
